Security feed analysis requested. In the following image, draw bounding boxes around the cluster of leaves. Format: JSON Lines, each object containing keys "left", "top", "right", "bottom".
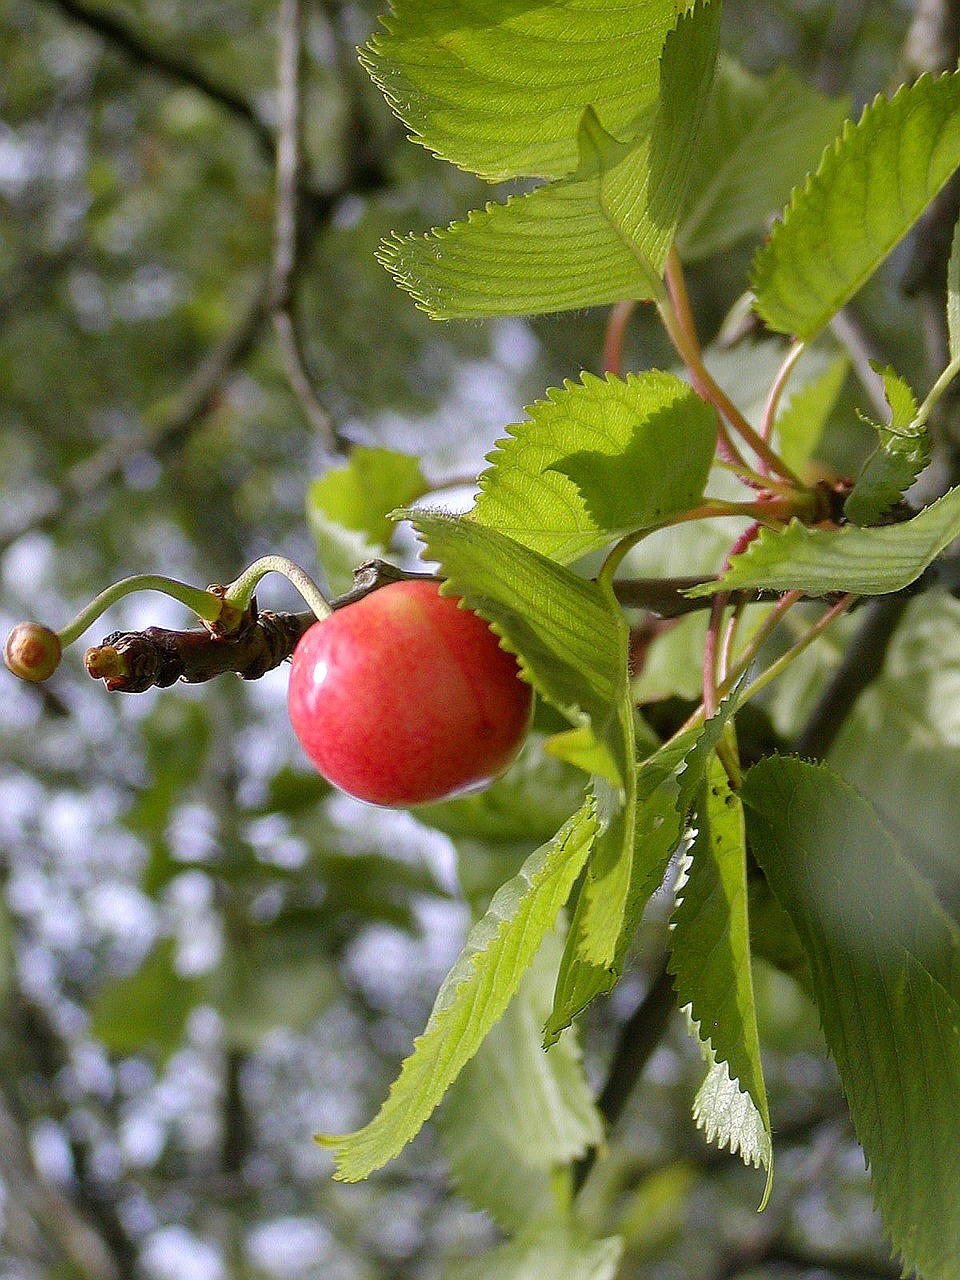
{"left": 300, "top": 3, "right": 960, "bottom": 1278}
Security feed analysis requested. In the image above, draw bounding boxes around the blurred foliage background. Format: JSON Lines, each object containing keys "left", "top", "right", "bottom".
{"left": 1, "top": 0, "right": 957, "bottom": 1277}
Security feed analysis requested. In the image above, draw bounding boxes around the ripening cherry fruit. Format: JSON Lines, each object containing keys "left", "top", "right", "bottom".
{"left": 287, "top": 579, "right": 533, "bottom": 807}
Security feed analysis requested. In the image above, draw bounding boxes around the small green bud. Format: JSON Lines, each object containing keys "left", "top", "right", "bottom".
{"left": 4, "top": 622, "right": 62, "bottom": 682}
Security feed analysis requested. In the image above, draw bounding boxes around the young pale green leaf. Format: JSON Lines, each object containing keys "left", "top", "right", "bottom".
{"left": 404, "top": 509, "right": 627, "bottom": 746}
{"left": 844, "top": 367, "right": 929, "bottom": 526}
{"left": 669, "top": 757, "right": 772, "bottom": 1199}
{"left": 677, "top": 59, "right": 849, "bottom": 262}
{"left": 318, "top": 802, "right": 597, "bottom": 1182}
{"left": 439, "top": 931, "right": 602, "bottom": 1233}
{"left": 690, "top": 1050, "right": 774, "bottom": 1191}
{"left": 379, "top": 1, "right": 720, "bottom": 319}
{"left": 309, "top": 446, "right": 425, "bottom": 549}
{"left": 447, "top": 1223, "right": 623, "bottom": 1280}
{"left": 362, "top": 0, "right": 682, "bottom": 183}
{"left": 754, "top": 72, "right": 960, "bottom": 340}
{"left": 685, "top": 483, "right": 960, "bottom": 597}
{"left": 773, "top": 355, "right": 848, "bottom": 477}
{"left": 742, "top": 758, "right": 960, "bottom": 1280}
{"left": 307, "top": 446, "right": 426, "bottom": 594}
{"left": 949, "top": 217, "right": 960, "bottom": 361}
{"left": 473, "top": 371, "right": 717, "bottom": 565}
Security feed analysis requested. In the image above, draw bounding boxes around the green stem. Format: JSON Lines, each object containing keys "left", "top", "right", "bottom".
{"left": 737, "top": 594, "right": 856, "bottom": 706}
{"left": 914, "top": 352, "right": 960, "bottom": 430}
{"left": 598, "top": 497, "right": 803, "bottom": 590}
{"left": 760, "top": 340, "right": 806, "bottom": 462}
{"left": 57, "top": 575, "right": 226, "bottom": 648}
{"left": 716, "top": 591, "right": 803, "bottom": 698}
{"left": 222, "top": 555, "right": 332, "bottom": 620}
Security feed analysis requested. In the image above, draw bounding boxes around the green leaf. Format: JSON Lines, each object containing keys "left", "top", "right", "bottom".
{"left": 550, "top": 391, "right": 717, "bottom": 539}
{"left": 445, "top": 1223, "right": 622, "bottom": 1280}
{"left": 574, "top": 768, "right": 637, "bottom": 970}
{"left": 403, "top": 509, "right": 627, "bottom": 740}
{"left": 379, "top": 1, "right": 720, "bottom": 319}
{"left": 439, "top": 931, "right": 602, "bottom": 1233}
{"left": 669, "top": 756, "right": 772, "bottom": 1200}
{"left": 318, "top": 802, "right": 597, "bottom": 1181}
{"left": 742, "top": 758, "right": 960, "bottom": 1280}
{"left": 949, "top": 216, "right": 960, "bottom": 361}
{"left": 546, "top": 773, "right": 684, "bottom": 1047}
{"left": 307, "top": 446, "right": 425, "bottom": 594}
{"left": 362, "top": 0, "right": 682, "bottom": 182}
{"left": 545, "top": 690, "right": 742, "bottom": 1043}
{"left": 473, "top": 371, "right": 717, "bottom": 565}
{"left": 844, "top": 366, "right": 930, "bottom": 526}
{"left": 404, "top": 508, "right": 637, "bottom": 974}
{"left": 773, "top": 355, "right": 848, "bottom": 476}
{"left": 677, "top": 59, "right": 849, "bottom": 262}
{"left": 378, "top": 147, "right": 660, "bottom": 319}
{"left": 685, "top": 483, "right": 960, "bottom": 597}
{"left": 754, "top": 71, "right": 960, "bottom": 340}
{"left": 91, "top": 940, "right": 202, "bottom": 1059}
{"left": 309, "top": 446, "right": 425, "bottom": 548}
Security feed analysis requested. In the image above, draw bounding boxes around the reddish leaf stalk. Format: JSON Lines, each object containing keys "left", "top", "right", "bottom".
{"left": 602, "top": 299, "right": 638, "bottom": 376}
{"left": 662, "top": 249, "right": 802, "bottom": 486}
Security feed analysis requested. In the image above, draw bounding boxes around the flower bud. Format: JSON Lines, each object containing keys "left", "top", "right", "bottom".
{"left": 4, "top": 622, "right": 62, "bottom": 682}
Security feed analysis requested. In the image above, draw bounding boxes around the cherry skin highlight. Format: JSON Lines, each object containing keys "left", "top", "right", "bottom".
{"left": 287, "top": 579, "right": 533, "bottom": 807}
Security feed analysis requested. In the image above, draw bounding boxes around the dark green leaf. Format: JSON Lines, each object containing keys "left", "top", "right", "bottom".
{"left": 743, "top": 757, "right": 960, "bottom": 1280}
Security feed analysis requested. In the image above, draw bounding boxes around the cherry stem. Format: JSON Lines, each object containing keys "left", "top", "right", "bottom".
{"left": 222, "top": 555, "right": 332, "bottom": 621}
{"left": 719, "top": 601, "right": 746, "bottom": 683}
{"left": 661, "top": 248, "right": 802, "bottom": 487}
{"left": 56, "top": 575, "right": 226, "bottom": 649}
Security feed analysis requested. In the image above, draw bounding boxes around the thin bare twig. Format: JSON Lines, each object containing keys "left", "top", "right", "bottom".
{"left": 0, "top": 278, "right": 271, "bottom": 555}
{"left": 828, "top": 308, "right": 889, "bottom": 419}
{"left": 43, "top": 0, "right": 275, "bottom": 156}
{"left": 574, "top": 957, "right": 677, "bottom": 1194}
{"left": 270, "top": 0, "right": 339, "bottom": 449}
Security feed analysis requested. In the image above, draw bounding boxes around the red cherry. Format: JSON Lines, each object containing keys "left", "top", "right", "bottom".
{"left": 287, "top": 579, "right": 533, "bottom": 807}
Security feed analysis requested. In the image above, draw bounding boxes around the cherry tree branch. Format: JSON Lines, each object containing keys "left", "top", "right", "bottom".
{"left": 43, "top": 0, "right": 276, "bottom": 156}
{"left": 270, "top": 0, "right": 340, "bottom": 450}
